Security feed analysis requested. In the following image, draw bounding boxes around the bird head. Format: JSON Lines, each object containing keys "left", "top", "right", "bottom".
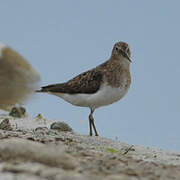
{"left": 111, "top": 41, "right": 131, "bottom": 63}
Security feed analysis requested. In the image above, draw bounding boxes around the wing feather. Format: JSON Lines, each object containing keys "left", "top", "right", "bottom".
{"left": 38, "top": 70, "right": 103, "bottom": 94}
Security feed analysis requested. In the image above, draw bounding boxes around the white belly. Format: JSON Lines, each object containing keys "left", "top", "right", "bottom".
{"left": 49, "top": 83, "right": 129, "bottom": 110}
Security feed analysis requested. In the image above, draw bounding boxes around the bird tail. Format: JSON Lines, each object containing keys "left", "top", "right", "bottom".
{"left": 36, "top": 89, "right": 43, "bottom": 93}
{"left": 36, "top": 83, "right": 60, "bottom": 93}
{"left": 35, "top": 87, "right": 48, "bottom": 93}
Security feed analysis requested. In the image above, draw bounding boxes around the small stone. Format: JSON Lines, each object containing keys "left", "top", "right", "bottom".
{"left": 34, "top": 127, "right": 49, "bottom": 136}
{"left": 9, "top": 106, "right": 26, "bottom": 118}
{"left": 50, "top": 122, "right": 73, "bottom": 132}
{"left": 35, "top": 127, "right": 49, "bottom": 131}
{"left": 0, "top": 118, "right": 13, "bottom": 131}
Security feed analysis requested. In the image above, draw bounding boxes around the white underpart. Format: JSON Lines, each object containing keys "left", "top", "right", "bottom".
{"left": 48, "top": 83, "right": 129, "bottom": 110}
{"left": 0, "top": 42, "right": 6, "bottom": 58}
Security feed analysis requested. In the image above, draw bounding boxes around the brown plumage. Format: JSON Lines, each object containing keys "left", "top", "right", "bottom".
{"left": 37, "top": 42, "right": 131, "bottom": 94}
{"left": 38, "top": 70, "right": 103, "bottom": 94}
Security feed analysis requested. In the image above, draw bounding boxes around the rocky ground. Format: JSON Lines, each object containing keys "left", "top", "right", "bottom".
{"left": 0, "top": 107, "right": 180, "bottom": 180}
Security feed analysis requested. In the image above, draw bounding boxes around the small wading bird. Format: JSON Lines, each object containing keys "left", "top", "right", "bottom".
{"left": 37, "top": 42, "right": 131, "bottom": 136}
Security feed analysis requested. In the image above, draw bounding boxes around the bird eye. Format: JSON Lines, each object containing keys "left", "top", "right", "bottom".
{"left": 115, "top": 47, "right": 119, "bottom": 51}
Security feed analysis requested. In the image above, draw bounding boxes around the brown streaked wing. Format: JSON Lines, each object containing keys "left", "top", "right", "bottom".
{"left": 39, "top": 70, "right": 103, "bottom": 94}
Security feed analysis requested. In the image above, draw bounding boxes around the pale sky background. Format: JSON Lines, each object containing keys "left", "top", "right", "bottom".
{"left": 0, "top": 0, "right": 180, "bottom": 151}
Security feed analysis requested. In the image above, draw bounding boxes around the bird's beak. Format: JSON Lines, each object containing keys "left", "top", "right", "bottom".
{"left": 119, "top": 49, "right": 132, "bottom": 62}
{"left": 125, "top": 53, "right": 132, "bottom": 62}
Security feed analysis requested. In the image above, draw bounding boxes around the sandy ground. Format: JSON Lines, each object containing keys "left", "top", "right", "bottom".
{"left": 0, "top": 108, "right": 180, "bottom": 180}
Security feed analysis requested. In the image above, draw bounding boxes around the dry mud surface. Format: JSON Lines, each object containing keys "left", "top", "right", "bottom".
{"left": 0, "top": 108, "right": 180, "bottom": 180}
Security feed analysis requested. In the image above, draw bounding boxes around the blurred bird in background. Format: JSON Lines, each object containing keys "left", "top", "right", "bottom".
{"left": 0, "top": 42, "right": 40, "bottom": 111}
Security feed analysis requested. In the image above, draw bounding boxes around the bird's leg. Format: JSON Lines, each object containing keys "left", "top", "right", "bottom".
{"left": 89, "top": 109, "right": 99, "bottom": 136}
{"left": 91, "top": 117, "right": 99, "bottom": 136}
{"left": 89, "top": 113, "right": 93, "bottom": 136}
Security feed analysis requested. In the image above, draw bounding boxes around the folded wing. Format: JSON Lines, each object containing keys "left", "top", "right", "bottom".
{"left": 38, "top": 70, "right": 103, "bottom": 94}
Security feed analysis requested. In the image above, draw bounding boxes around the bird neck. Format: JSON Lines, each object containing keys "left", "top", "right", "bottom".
{"left": 109, "top": 55, "right": 130, "bottom": 70}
